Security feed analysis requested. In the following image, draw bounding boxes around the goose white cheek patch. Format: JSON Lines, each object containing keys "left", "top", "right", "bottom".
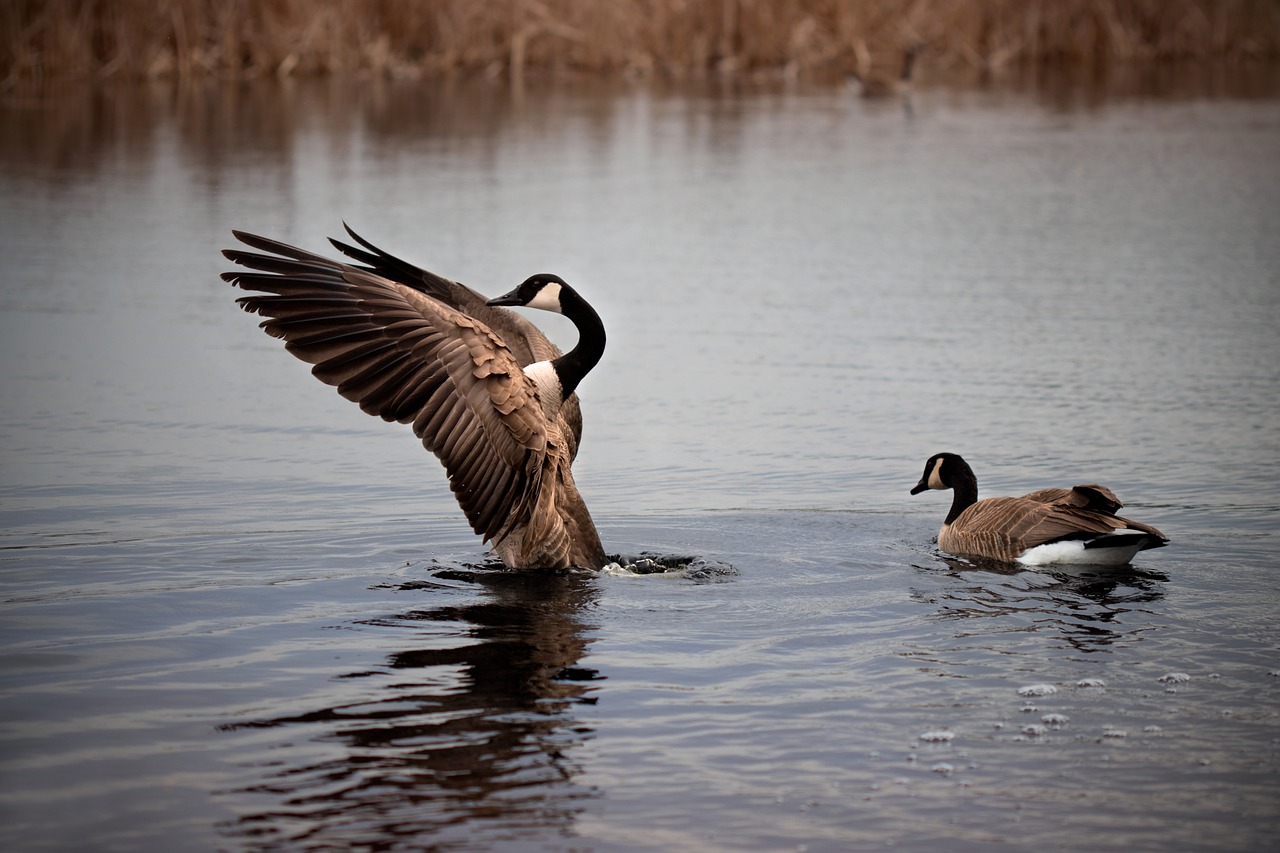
{"left": 927, "top": 457, "right": 947, "bottom": 490}
{"left": 527, "top": 282, "right": 563, "bottom": 312}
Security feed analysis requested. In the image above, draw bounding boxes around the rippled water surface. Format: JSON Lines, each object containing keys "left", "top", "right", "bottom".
{"left": 2, "top": 70, "right": 1279, "bottom": 851}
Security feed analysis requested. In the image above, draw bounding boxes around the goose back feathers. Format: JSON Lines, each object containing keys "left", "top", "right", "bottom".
{"left": 910, "top": 453, "right": 1168, "bottom": 566}
{"left": 223, "top": 228, "right": 608, "bottom": 570}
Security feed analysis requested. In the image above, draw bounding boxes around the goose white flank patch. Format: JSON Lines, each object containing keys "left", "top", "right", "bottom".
{"left": 910, "top": 452, "right": 1168, "bottom": 566}
{"left": 223, "top": 226, "right": 609, "bottom": 570}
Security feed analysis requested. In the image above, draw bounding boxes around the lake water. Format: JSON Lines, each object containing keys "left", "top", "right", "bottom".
{"left": 2, "top": 68, "right": 1279, "bottom": 851}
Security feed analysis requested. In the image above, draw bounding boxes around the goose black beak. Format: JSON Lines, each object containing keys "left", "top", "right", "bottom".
{"left": 486, "top": 292, "right": 521, "bottom": 307}
{"left": 910, "top": 481, "right": 928, "bottom": 495}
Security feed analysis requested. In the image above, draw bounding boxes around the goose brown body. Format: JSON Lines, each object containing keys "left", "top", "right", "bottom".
{"left": 911, "top": 453, "right": 1168, "bottom": 565}
{"left": 223, "top": 229, "right": 608, "bottom": 570}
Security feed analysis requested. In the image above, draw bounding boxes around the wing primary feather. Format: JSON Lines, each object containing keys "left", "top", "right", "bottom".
{"left": 339, "top": 358, "right": 419, "bottom": 418}
{"left": 286, "top": 335, "right": 394, "bottom": 367}
{"left": 382, "top": 364, "right": 446, "bottom": 419}
{"left": 413, "top": 381, "right": 460, "bottom": 441}
{"left": 230, "top": 230, "right": 347, "bottom": 265}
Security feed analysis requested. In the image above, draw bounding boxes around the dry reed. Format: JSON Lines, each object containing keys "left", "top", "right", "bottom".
{"left": 4, "top": 0, "right": 1279, "bottom": 86}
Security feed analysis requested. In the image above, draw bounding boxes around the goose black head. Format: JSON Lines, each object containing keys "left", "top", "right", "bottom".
{"left": 911, "top": 452, "right": 965, "bottom": 495}
{"left": 487, "top": 274, "right": 568, "bottom": 314}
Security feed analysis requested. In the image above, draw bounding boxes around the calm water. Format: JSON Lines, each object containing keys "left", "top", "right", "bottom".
{"left": 2, "top": 69, "right": 1279, "bottom": 851}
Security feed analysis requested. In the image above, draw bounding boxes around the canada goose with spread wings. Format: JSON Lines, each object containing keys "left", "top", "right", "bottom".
{"left": 223, "top": 229, "right": 609, "bottom": 570}
{"left": 910, "top": 453, "right": 1168, "bottom": 566}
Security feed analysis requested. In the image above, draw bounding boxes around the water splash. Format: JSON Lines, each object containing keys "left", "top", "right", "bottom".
{"left": 919, "top": 730, "right": 955, "bottom": 743}
{"left": 602, "top": 552, "right": 737, "bottom": 581}
{"left": 1017, "top": 683, "right": 1058, "bottom": 697}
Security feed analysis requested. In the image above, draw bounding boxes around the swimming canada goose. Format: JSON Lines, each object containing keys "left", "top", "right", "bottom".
{"left": 910, "top": 453, "right": 1168, "bottom": 566}
{"left": 223, "top": 229, "right": 609, "bottom": 570}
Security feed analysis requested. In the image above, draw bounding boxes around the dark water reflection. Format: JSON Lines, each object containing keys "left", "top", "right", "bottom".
{"left": 920, "top": 557, "right": 1169, "bottom": 654}
{"left": 222, "top": 568, "right": 602, "bottom": 850}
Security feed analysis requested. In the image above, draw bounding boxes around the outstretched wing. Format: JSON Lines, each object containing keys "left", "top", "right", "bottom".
{"left": 329, "top": 224, "right": 584, "bottom": 459}
{"left": 223, "top": 230, "right": 548, "bottom": 544}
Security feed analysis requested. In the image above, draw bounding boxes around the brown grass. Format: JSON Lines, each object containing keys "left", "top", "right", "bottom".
{"left": 4, "top": 0, "right": 1279, "bottom": 86}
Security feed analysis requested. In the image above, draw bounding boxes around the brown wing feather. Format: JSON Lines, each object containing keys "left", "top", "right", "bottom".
{"left": 1018, "top": 484, "right": 1164, "bottom": 541}
{"left": 1004, "top": 504, "right": 1120, "bottom": 549}
{"left": 1022, "top": 484, "right": 1123, "bottom": 514}
{"left": 330, "top": 224, "right": 583, "bottom": 460}
{"left": 224, "top": 235, "right": 550, "bottom": 544}
{"left": 943, "top": 497, "right": 1125, "bottom": 561}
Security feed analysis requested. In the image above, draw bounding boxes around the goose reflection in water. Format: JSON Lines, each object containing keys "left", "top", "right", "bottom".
{"left": 219, "top": 567, "right": 602, "bottom": 849}
{"left": 913, "top": 557, "right": 1169, "bottom": 655}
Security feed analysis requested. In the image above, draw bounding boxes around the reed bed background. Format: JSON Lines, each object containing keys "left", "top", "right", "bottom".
{"left": 4, "top": 0, "right": 1279, "bottom": 86}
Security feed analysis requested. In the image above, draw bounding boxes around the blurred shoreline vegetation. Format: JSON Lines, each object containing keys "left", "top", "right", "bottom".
{"left": 3, "top": 0, "right": 1279, "bottom": 89}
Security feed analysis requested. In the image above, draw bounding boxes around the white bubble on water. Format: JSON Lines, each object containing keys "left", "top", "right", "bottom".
{"left": 931, "top": 763, "right": 954, "bottom": 776}
{"left": 1102, "top": 728, "right": 1128, "bottom": 738}
{"left": 1041, "top": 713, "right": 1070, "bottom": 726}
{"left": 919, "top": 730, "right": 955, "bottom": 742}
{"left": 1159, "top": 672, "right": 1191, "bottom": 684}
{"left": 1017, "top": 683, "right": 1058, "bottom": 697}
{"left": 1076, "top": 678, "right": 1107, "bottom": 689}
{"left": 1022, "top": 724, "right": 1048, "bottom": 737}
{"left": 1142, "top": 725, "right": 1164, "bottom": 734}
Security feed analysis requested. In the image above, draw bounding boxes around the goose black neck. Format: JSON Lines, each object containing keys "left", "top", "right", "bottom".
{"left": 551, "top": 288, "right": 606, "bottom": 399}
{"left": 945, "top": 460, "right": 979, "bottom": 525}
